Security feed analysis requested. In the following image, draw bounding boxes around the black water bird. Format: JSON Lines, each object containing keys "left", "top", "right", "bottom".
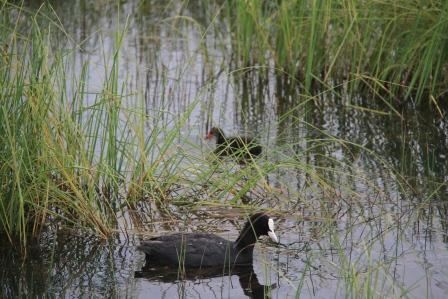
{"left": 137, "top": 213, "right": 278, "bottom": 268}
{"left": 205, "top": 127, "right": 263, "bottom": 161}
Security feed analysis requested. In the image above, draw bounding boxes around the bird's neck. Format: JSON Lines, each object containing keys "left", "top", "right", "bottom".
{"left": 234, "top": 230, "right": 258, "bottom": 253}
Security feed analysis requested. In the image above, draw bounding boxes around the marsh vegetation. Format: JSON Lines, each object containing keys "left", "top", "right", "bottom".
{"left": 1, "top": 0, "right": 447, "bottom": 298}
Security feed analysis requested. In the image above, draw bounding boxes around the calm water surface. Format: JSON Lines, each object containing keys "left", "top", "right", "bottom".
{"left": 1, "top": 1, "right": 448, "bottom": 298}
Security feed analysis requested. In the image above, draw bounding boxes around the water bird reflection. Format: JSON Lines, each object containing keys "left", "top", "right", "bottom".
{"left": 135, "top": 264, "right": 276, "bottom": 299}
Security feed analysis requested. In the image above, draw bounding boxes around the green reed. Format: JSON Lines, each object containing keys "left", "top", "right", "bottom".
{"left": 0, "top": 2, "right": 197, "bottom": 244}
{"left": 225, "top": 0, "right": 448, "bottom": 104}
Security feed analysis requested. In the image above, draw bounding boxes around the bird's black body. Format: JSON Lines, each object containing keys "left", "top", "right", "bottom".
{"left": 138, "top": 233, "right": 251, "bottom": 267}
{"left": 137, "top": 213, "right": 277, "bottom": 268}
{"left": 206, "top": 127, "right": 262, "bottom": 161}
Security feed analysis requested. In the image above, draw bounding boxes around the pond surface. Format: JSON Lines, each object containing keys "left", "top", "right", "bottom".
{"left": 1, "top": 1, "right": 448, "bottom": 298}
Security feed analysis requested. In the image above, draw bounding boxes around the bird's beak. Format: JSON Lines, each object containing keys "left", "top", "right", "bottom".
{"left": 205, "top": 132, "right": 212, "bottom": 140}
{"left": 268, "top": 231, "right": 279, "bottom": 243}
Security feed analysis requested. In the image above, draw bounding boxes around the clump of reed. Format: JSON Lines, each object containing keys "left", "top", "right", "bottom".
{"left": 0, "top": 2, "right": 193, "bottom": 245}
{"left": 225, "top": 0, "right": 448, "bottom": 105}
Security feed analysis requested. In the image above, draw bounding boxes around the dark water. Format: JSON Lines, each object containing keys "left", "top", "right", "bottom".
{"left": 2, "top": 1, "right": 448, "bottom": 298}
